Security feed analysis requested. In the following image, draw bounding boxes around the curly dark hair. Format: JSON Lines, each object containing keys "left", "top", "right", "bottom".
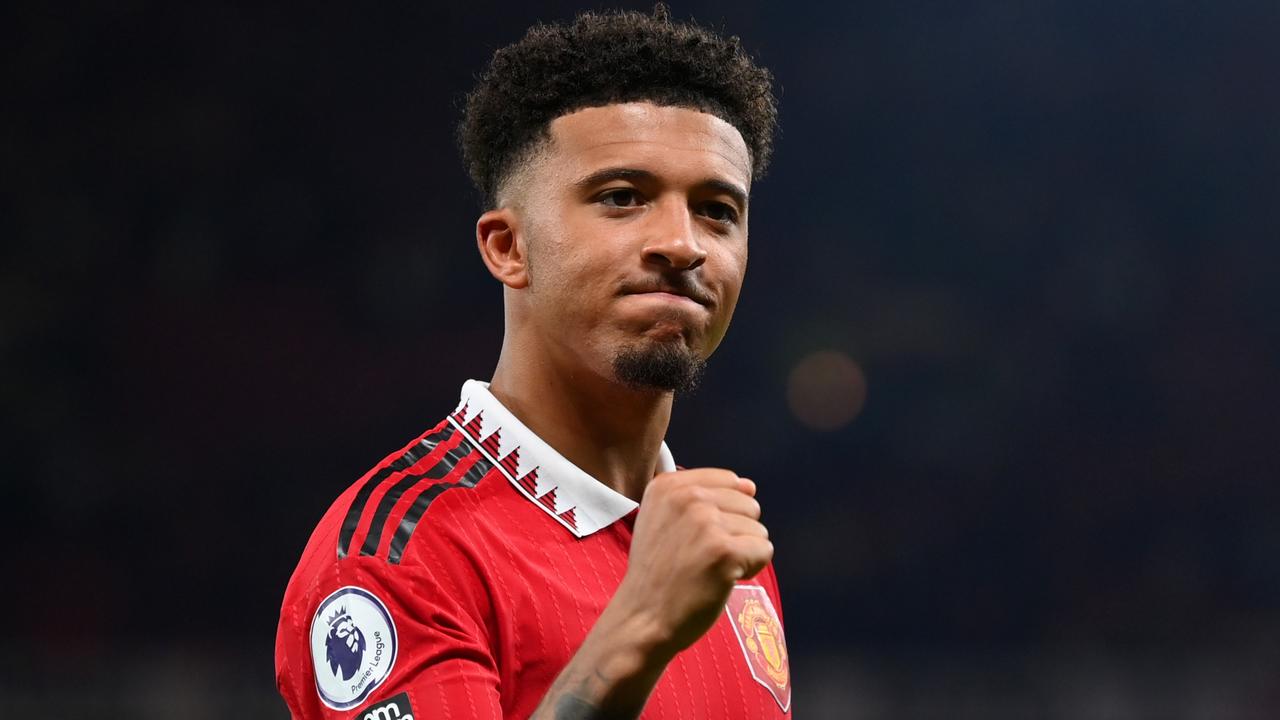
{"left": 459, "top": 4, "right": 777, "bottom": 208}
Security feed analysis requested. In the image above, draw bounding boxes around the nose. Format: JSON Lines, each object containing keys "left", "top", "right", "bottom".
{"left": 641, "top": 200, "right": 707, "bottom": 271}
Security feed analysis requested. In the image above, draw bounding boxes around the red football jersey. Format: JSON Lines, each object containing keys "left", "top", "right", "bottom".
{"left": 276, "top": 380, "right": 792, "bottom": 719}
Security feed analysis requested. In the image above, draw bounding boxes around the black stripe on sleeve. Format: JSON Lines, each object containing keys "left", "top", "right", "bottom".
{"left": 357, "top": 431, "right": 471, "bottom": 558}
{"left": 336, "top": 426, "right": 453, "bottom": 558}
{"left": 386, "top": 452, "right": 494, "bottom": 565}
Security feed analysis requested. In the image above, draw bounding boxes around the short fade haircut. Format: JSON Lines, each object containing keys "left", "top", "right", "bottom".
{"left": 459, "top": 4, "right": 778, "bottom": 208}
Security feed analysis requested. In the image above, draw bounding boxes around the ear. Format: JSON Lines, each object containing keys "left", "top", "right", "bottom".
{"left": 476, "top": 207, "right": 530, "bottom": 290}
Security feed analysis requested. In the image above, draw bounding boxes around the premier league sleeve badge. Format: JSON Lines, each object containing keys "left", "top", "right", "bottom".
{"left": 309, "top": 586, "right": 399, "bottom": 710}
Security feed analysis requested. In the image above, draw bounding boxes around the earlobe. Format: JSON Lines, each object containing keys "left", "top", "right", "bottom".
{"left": 476, "top": 209, "right": 530, "bottom": 290}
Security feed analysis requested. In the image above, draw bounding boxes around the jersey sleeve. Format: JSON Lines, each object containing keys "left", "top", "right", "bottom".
{"left": 276, "top": 528, "right": 503, "bottom": 719}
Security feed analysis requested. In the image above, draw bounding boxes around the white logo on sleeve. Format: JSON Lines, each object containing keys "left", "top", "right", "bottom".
{"left": 309, "top": 586, "right": 398, "bottom": 710}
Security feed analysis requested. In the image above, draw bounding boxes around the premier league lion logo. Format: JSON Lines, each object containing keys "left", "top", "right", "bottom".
{"left": 324, "top": 606, "right": 366, "bottom": 681}
{"left": 310, "top": 586, "right": 397, "bottom": 710}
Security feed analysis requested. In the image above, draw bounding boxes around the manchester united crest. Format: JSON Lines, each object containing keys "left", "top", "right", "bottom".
{"left": 725, "top": 584, "right": 791, "bottom": 711}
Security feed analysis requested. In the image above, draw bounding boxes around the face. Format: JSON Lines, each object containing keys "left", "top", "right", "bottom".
{"left": 492, "top": 102, "right": 752, "bottom": 391}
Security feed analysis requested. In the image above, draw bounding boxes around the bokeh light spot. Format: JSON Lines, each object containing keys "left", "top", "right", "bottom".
{"left": 787, "top": 351, "right": 867, "bottom": 431}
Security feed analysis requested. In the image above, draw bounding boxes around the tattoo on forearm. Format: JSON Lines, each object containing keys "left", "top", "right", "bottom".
{"left": 553, "top": 694, "right": 607, "bottom": 720}
{"left": 546, "top": 669, "right": 640, "bottom": 720}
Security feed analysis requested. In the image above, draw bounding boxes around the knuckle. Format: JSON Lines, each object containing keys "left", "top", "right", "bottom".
{"left": 690, "top": 502, "right": 719, "bottom": 525}
{"left": 706, "top": 535, "right": 734, "bottom": 561}
{"left": 676, "top": 485, "right": 708, "bottom": 507}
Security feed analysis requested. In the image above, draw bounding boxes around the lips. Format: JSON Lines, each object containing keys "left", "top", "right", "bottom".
{"left": 621, "top": 282, "right": 714, "bottom": 307}
{"left": 632, "top": 291, "right": 707, "bottom": 310}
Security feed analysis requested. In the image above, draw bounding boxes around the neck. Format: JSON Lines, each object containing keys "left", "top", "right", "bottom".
{"left": 487, "top": 336, "right": 674, "bottom": 503}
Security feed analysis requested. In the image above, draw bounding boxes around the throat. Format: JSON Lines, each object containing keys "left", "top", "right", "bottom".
{"left": 488, "top": 364, "right": 675, "bottom": 502}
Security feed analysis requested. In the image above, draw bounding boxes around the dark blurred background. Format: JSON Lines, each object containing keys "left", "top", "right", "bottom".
{"left": 3, "top": 1, "right": 1278, "bottom": 718}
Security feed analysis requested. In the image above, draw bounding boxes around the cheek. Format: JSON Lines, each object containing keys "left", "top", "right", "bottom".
{"left": 527, "top": 239, "right": 611, "bottom": 319}
{"left": 717, "top": 244, "right": 749, "bottom": 302}
{"left": 538, "top": 247, "right": 600, "bottom": 297}
{"left": 544, "top": 231, "right": 626, "bottom": 291}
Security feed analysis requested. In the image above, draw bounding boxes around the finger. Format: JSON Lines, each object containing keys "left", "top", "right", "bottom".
{"left": 681, "top": 468, "right": 742, "bottom": 489}
{"left": 726, "top": 536, "right": 774, "bottom": 580}
{"left": 737, "top": 477, "right": 757, "bottom": 497}
{"left": 646, "top": 468, "right": 738, "bottom": 502}
{"left": 721, "top": 513, "right": 768, "bottom": 539}
{"left": 705, "top": 487, "right": 761, "bottom": 519}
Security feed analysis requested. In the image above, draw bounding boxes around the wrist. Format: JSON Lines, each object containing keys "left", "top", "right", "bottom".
{"left": 530, "top": 582, "right": 682, "bottom": 718}
{"left": 589, "top": 598, "right": 677, "bottom": 682}
{"left": 533, "top": 604, "right": 672, "bottom": 718}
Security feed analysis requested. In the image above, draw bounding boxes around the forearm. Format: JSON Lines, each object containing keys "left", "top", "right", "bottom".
{"left": 531, "top": 601, "right": 673, "bottom": 720}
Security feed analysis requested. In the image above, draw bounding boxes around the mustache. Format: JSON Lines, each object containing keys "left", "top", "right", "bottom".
{"left": 620, "top": 276, "right": 715, "bottom": 306}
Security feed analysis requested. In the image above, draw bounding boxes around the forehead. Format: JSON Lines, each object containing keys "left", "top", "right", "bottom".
{"left": 543, "top": 102, "right": 752, "bottom": 188}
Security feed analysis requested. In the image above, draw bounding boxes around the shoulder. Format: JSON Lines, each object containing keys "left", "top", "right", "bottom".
{"left": 277, "top": 413, "right": 515, "bottom": 618}
{"left": 276, "top": 415, "right": 516, "bottom": 706}
{"left": 284, "top": 416, "right": 511, "bottom": 591}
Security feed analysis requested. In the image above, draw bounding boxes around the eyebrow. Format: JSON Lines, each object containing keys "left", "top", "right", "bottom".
{"left": 572, "top": 167, "right": 749, "bottom": 211}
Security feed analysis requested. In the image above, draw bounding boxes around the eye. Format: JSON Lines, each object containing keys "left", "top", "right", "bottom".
{"left": 700, "top": 201, "right": 739, "bottom": 224}
{"left": 598, "top": 188, "right": 645, "bottom": 208}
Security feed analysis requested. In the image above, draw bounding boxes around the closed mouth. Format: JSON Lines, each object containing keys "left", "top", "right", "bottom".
{"left": 623, "top": 284, "right": 713, "bottom": 307}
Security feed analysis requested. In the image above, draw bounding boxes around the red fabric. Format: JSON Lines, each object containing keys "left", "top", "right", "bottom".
{"left": 276, "top": 417, "right": 792, "bottom": 719}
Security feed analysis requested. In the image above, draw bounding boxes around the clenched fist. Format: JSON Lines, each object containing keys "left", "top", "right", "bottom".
{"left": 530, "top": 468, "right": 773, "bottom": 718}
{"left": 615, "top": 468, "right": 774, "bottom": 658}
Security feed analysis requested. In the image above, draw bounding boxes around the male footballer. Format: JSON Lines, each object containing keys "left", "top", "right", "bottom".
{"left": 276, "top": 7, "right": 790, "bottom": 718}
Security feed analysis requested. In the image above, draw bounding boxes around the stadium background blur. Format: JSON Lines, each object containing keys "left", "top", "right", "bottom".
{"left": 3, "top": 1, "right": 1278, "bottom": 718}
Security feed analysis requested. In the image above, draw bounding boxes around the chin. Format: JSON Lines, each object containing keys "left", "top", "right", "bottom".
{"left": 611, "top": 340, "right": 706, "bottom": 394}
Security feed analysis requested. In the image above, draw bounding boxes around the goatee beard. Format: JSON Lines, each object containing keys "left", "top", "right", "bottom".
{"left": 612, "top": 342, "right": 706, "bottom": 394}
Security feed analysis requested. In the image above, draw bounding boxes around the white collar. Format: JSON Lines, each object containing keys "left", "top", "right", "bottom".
{"left": 448, "top": 379, "right": 676, "bottom": 537}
